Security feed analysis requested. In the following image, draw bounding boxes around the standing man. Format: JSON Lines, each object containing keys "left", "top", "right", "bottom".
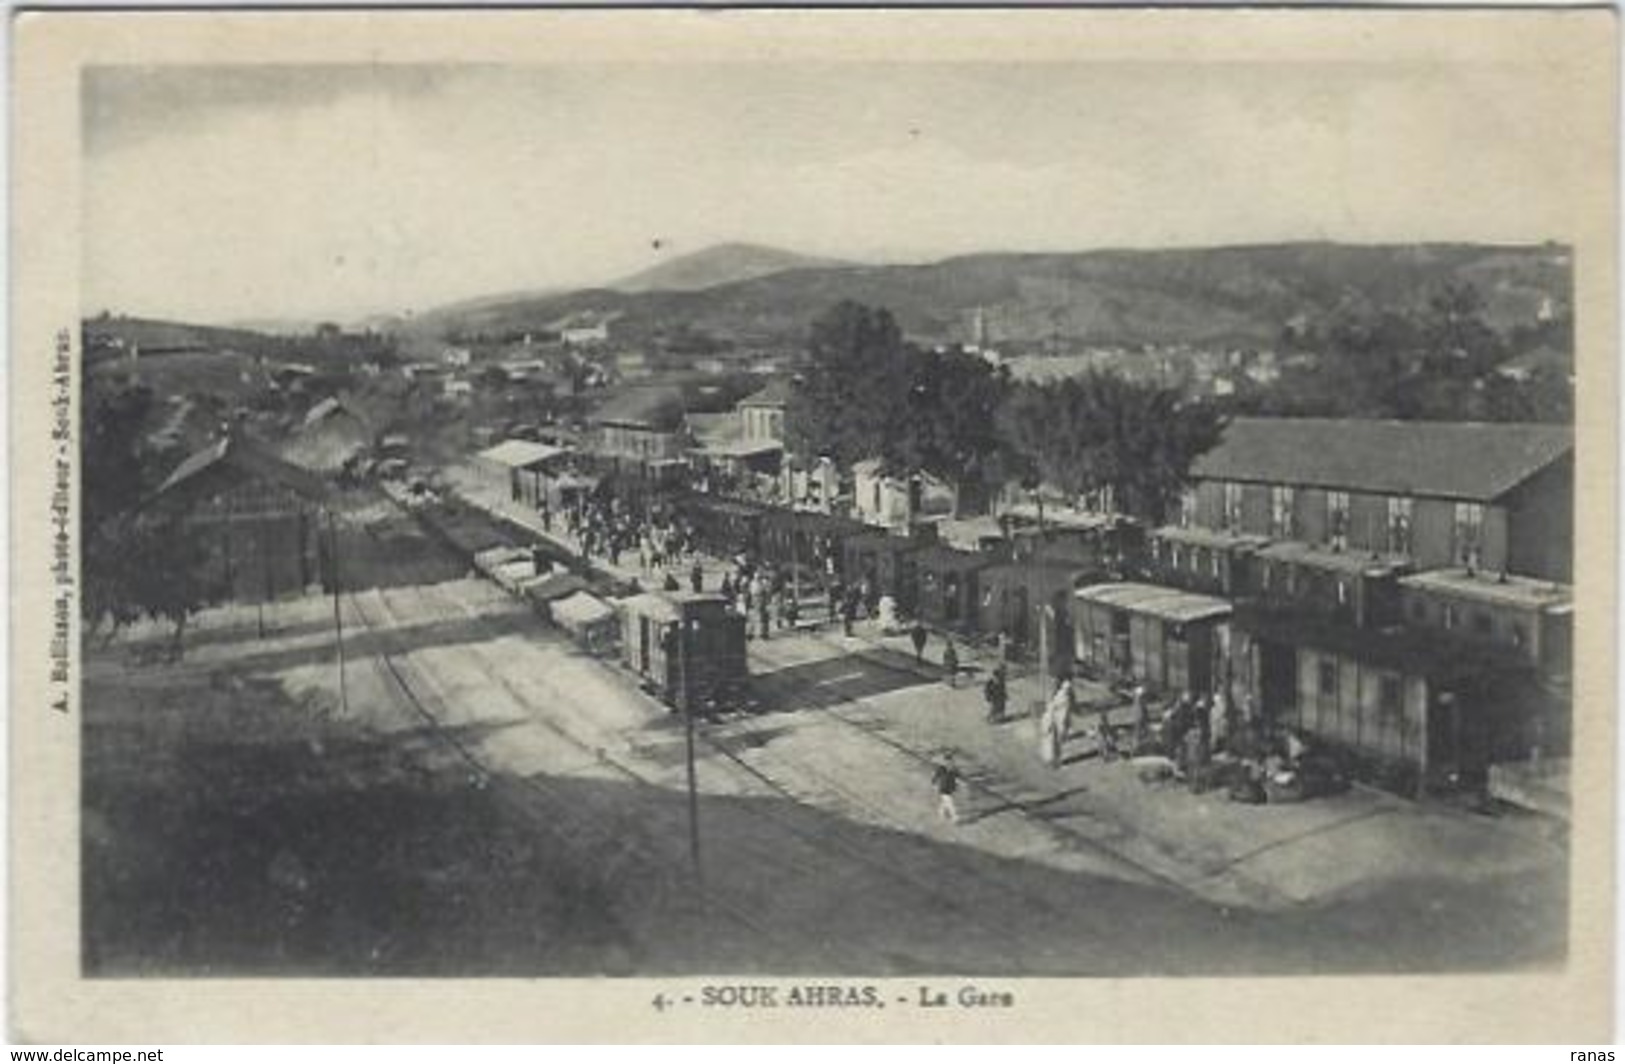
{"left": 689, "top": 559, "right": 704, "bottom": 594}
{"left": 931, "top": 754, "right": 961, "bottom": 825}
{"left": 840, "top": 590, "right": 857, "bottom": 637}
{"left": 910, "top": 620, "right": 929, "bottom": 664}
{"left": 1042, "top": 677, "right": 1075, "bottom": 768}
{"left": 1132, "top": 684, "right": 1150, "bottom": 755}
{"left": 941, "top": 636, "right": 960, "bottom": 688}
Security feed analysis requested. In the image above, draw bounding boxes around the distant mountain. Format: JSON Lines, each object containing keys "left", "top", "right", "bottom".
{"left": 228, "top": 317, "right": 321, "bottom": 337}
{"left": 610, "top": 242, "right": 853, "bottom": 293}
{"left": 404, "top": 242, "right": 1572, "bottom": 355}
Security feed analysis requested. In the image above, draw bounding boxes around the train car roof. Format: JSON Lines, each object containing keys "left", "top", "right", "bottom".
{"left": 1074, "top": 581, "right": 1233, "bottom": 623}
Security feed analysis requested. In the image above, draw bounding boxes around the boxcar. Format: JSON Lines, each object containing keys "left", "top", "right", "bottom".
{"left": 1072, "top": 582, "right": 1232, "bottom": 696}
{"left": 912, "top": 544, "right": 994, "bottom": 633}
{"left": 618, "top": 590, "right": 748, "bottom": 711}
{"left": 978, "top": 559, "right": 1097, "bottom": 656}
{"left": 677, "top": 495, "right": 768, "bottom": 560}
{"left": 843, "top": 530, "right": 924, "bottom": 611}
{"left": 760, "top": 509, "right": 867, "bottom": 579}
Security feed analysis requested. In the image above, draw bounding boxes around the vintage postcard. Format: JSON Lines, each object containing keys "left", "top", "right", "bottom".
{"left": 9, "top": 8, "right": 1618, "bottom": 1044}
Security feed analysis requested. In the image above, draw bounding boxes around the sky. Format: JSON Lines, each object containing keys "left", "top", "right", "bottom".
{"left": 82, "top": 61, "right": 1587, "bottom": 326}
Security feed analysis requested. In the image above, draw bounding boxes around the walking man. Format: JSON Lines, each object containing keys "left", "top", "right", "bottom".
{"left": 932, "top": 754, "right": 962, "bottom": 825}
{"left": 984, "top": 665, "right": 1008, "bottom": 723}
{"left": 941, "top": 636, "right": 959, "bottom": 688}
{"left": 910, "top": 620, "right": 929, "bottom": 664}
{"left": 690, "top": 560, "right": 704, "bottom": 594}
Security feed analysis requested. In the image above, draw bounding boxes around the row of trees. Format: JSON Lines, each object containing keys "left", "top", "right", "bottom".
{"left": 1254, "top": 283, "right": 1572, "bottom": 423}
{"left": 786, "top": 302, "right": 1224, "bottom": 525}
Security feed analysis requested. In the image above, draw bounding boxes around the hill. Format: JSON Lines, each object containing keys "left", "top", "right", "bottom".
{"left": 83, "top": 314, "right": 283, "bottom": 360}
{"left": 610, "top": 242, "right": 852, "bottom": 294}
{"left": 404, "top": 241, "right": 1573, "bottom": 355}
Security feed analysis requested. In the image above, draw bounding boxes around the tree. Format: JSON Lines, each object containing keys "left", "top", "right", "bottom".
{"left": 81, "top": 379, "right": 225, "bottom": 650}
{"left": 999, "top": 373, "right": 1224, "bottom": 525}
{"left": 787, "top": 302, "right": 1010, "bottom": 502}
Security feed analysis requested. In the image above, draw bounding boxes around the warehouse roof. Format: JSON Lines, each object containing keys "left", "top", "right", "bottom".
{"left": 152, "top": 433, "right": 330, "bottom": 506}
{"left": 1191, "top": 418, "right": 1572, "bottom": 502}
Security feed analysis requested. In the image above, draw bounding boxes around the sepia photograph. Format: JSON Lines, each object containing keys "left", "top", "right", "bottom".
{"left": 9, "top": 8, "right": 1617, "bottom": 1044}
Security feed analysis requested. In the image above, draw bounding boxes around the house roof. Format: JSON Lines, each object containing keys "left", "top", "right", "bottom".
{"left": 1074, "top": 582, "right": 1232, "bottom": 624}
{"left": 478, "top": 439, "right": 567, "bottom": 469}
{"left": 591, "top": 386, "right": 685, "bottom": 430}
{"left": 684, "top": 412, "right": 782, "bottom": 458}
{"left": 738, "top": 377, "right": 794, "bottom": 408}
{"left": 1191, "top": 417, "right": 1573, "bottom": 502}
{"left": 151, "top": 433, "right": 331, "bottom": 507}
{"left": 301, "top": 396, "right": 344, "bottom": 427}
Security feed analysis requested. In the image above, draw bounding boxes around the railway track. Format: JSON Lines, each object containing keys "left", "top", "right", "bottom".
{"left": 339, "top": 582, "right": 815, "bottom": 968}
{"left": 356, "top": 579, "right": 1114, "bottom": 971}
{"left": 389, "top": 580, "right": 1023, "bottom": 968}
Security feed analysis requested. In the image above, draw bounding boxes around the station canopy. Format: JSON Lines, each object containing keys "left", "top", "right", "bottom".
{"left": 478, "top": 439, "right": 567, "bottom": 470}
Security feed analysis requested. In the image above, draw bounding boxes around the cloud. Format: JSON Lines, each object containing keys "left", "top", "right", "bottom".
{"left": 82, "top": 61, "right": 1589, "bottom": 323}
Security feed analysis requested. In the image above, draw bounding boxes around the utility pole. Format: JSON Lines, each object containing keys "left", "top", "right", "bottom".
{"left": 678, "top": 613, "right": 703, "bottom": 891}
{"left": 327, "top": 510, "right": 349, "bottom": 717}
{"left": 1032, "top": 488, "right": 1049, "bottom": 716}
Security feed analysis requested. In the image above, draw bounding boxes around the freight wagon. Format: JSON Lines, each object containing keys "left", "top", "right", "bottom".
{"left": 618, "top": 590, "right": 748, "bottom": 712}
{"left": 1072, "top": 582, "right": 1232, "bottom": 697}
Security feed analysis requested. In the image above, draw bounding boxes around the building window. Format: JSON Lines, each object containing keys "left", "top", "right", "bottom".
{"left": 1223, "top": 482, "right": 1243, "bottom": 531}
{"left": 1270, "top": 485, "right": 1296, "bottom": 539}
{"left": 1387, "top": 496, "right": 1413, "bottom": 556}
{"left": 1378, "top": 675, "right": 1403, "bottom": 721}
{"left": 1210, "top": 551, "right": 1222, "bottom": 577}
{"left": 1454, "top": 502, "right": 1485, "bottom": 570}
{"left": 1318, "top": 659, "right": 1338, "bottom": 696}
{"left": 1444, "top": 603, "right": 1459, "bottom": 630}
{"left": 1327, "top": 491, "right": 1350, "bottom": 549}
{"left": 1511, "top": 623, "right": 1527, "bottom": 649}
{"left": 1336, "top": 579, "right": 1349, "bottom": 605}
{"left": 1172, "top": 545, "right": 1183, "bottom": 568}
{"left": 1179, "top": 487, "right": 1197, "bottom": 528}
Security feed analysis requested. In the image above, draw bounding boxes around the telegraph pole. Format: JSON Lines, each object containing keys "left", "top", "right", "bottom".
{"left": 1031, "top": 488, "right": 1049, "bottom": 716}
{"left": 327, "top": 510, "right": 349, "bottom": 717}
{"left": 678, "top": 614, "right": 703, "bottom": 890}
